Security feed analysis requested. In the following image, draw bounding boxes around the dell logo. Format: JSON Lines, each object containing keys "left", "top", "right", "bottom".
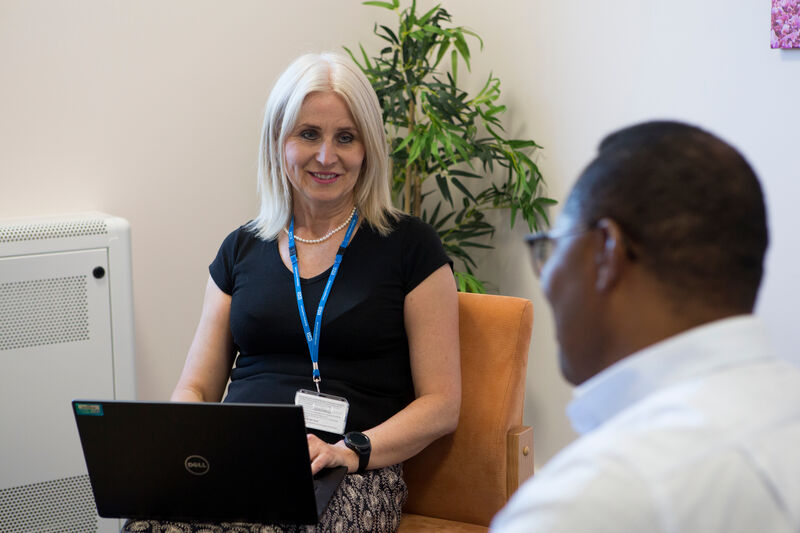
{"left": 184, "top": 455, "right": 210, "bottom": 475}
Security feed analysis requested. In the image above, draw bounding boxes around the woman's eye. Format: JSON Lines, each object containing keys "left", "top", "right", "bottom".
{"left": 338, "top": 132, "right": 354, "bottom": 143}
{"left": 300, "top": 130, "right": 318, "bottom": 140}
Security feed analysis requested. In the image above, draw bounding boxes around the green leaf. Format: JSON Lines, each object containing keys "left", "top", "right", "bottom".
{"left": 343, "top": 48, "right": 360, "bottom": 71}
{"left": 456, "top": 273, "right": 466, "bottom": 291}
{"left": 420, "top": 126, "right": 435, "bottom": 161}
{"left": 448, "top": 169, "right": 482, "bottom": 178}
{"left": 460, "top": 241, "right": 494, "bottom": 249}
{"left": 379, "top": 25, "right": 400, "bottom": 45}
{"left": 436, "top": 131, "right": 456, "bottom": 161}
{"left": 433, "top": 38, "right": 451, "bottom": 68}
{"left": 484, "top": 122, "right": 505, "bottom": 142}
{"left": 417, "top": 4, "right": 440, "bottom": 26}
{"left": 407, "top": 131, "right": 426, "bottom": 165}
{"left": 433, "top": 210, "right": 455, "bottom": 230}
{"left": 461, "top": 28, "right": 485, "bottom": 50}
{"left": 358, "top": 43, "right": 373, "bottom": 70}
{"left": 431, "top": 142, "right": 448, "bottom": 170}
{"left": 450, "top": 136, "right": 473, "bottom": 165}
{"left": 450, "top": 49, "right": 458, "bottom": 85}
{"left": 451, "top": 177, "right": 476, "bottom": 202}
{"left": 363, "top": 1, "right": 397, "bottom": 9}
{"left": 484, "top": 104, "right": 507, "bottom": 118}
{"left": 427, "top": 201, "right": 442, "bottom": 226}
{"left": 452, "top": 31, "right": 471, "bottom": 71}
{"left": 532, "top": 201, "right": 549, "bottom": 223}
{"left": 507, "top": 139, "right": 537, "bottom": 149}
{"left": 421, "top": 24, "right": 447, "bottom": 36}
{"left": 435, "top": 174, "right": 453, "bottom": 206}
{"left": 454, "top": 271, "right": 486, "bottom": 294}
{"left": 516, "top": 151, "right": 541, "bottom": 182}
{"left": 392, "top": 132, "right": 415, "bottom": 154}
{"left": 408, "top": 0, "right": 418, "bottom": 25}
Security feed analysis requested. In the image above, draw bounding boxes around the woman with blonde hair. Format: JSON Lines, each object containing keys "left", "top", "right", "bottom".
{"left": 125, "top": 52, "right": 461, "bottom": 532}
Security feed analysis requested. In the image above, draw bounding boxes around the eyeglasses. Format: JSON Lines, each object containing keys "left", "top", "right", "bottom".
{"left": 524, "top": 226, "right": 595, "bottom": 277}
{"left": 526, "top": 221, "right": 639, "bottom": 277}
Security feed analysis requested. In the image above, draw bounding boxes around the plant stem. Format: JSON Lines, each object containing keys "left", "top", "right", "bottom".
{"left": 405, "top": 97, "right": 416, "bottom": 214}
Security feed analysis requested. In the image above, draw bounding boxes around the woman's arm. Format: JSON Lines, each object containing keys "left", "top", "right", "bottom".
{"left": 171, "top": 276, "right": 237, "bottom": 402}
{"left": 307, "top": 264, "right": 461, "bottom": 474}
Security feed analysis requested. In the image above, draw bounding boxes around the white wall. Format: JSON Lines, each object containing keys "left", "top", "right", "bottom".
{"left": 444, "top": 0, "right": 800, "bottom": 464}
{"left": 2, "top": 0, "right": 798, "bottom": 467}
{"left": 0, "top": 0, "right": 386, "bottom": 413}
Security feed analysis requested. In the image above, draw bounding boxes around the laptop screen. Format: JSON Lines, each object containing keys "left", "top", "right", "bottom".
{"left": 73, "top": 400, "right": 345, "bottom": 524}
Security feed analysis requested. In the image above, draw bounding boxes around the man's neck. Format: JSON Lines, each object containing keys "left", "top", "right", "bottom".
{"left": 589, "top": 280, "right": 745, "bottom": 384}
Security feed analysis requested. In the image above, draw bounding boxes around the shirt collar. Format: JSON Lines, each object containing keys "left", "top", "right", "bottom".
{"left": 566, "top": 315, "right": 772, "bottom": 435}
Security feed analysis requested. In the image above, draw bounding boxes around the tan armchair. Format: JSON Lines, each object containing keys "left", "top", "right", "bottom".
{"left": 398, "top": 292, "right": 535, "bottom": 532}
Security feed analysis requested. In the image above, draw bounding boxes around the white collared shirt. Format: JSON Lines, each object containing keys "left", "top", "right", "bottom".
{"left": 491, "top": 315, "right": 800, "bottom": 533}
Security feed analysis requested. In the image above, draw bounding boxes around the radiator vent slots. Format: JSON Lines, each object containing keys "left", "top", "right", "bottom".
{"left": 0, "top": 275, "right": 89, "bottom": 351}
{"left": 0, "top": 475, "right": 98, "bottom": 533}
{"left": 0, "top": 218, "right": 108, "bottom": 243}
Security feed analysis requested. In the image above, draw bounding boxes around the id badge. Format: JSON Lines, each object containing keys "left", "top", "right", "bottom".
{"left": 294, "top": 389, "right": 349, "bottom": 435}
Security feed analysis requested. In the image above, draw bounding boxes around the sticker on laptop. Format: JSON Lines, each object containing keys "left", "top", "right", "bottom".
{"left": 74, "top": 403, "right": 104, "bottom": 416}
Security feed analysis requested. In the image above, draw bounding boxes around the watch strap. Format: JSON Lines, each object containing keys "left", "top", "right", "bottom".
{"left": 356, "top": 447, "right": 369, "bottom": 473}
{"left": 344, "top": 432, "right": 371, "bottom": 473}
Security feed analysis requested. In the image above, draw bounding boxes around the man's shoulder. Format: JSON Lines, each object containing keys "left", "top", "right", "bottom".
{"left": 493, "top": 439, "right": 656, "bottom": 532}
{"left": 494, "top": 388, "right": 800, "bottom": 533}
{"left": 498, "top": 359, "right": 800, "bottom": 532}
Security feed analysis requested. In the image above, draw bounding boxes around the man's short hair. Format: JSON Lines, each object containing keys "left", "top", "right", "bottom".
{"left": 565, "top": 120, "right": 768, "bottom": 312}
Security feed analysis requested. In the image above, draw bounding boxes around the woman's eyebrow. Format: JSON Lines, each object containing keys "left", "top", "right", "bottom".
{"left": 295, "top": 123, "right": 358, "bottom": 133}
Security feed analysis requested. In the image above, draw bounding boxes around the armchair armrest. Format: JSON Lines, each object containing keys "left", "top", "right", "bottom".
{"left": 506, "top": 425, "right": 533, "bottom": 497}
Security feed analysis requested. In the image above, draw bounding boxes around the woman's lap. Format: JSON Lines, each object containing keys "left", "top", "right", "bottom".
{"left": 122, "top": 464, "right": 407, "bottom": 533}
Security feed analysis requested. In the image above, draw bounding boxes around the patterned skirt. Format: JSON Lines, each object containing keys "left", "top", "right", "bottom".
{"left": 121, "top": 463, "right": 407, "bottom": 533}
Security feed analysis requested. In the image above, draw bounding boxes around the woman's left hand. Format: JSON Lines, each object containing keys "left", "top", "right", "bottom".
{"left": 307, "top": 433, "right": 359, "bottom": 475}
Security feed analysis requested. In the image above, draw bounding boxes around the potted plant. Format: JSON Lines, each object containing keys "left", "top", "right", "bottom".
{"left": 346, "top": 0, "right": 554, "bottom": 292}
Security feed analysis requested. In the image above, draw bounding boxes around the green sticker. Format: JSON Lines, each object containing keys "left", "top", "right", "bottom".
{"left": 75, "top": 403, "right": 104, "bottom": 416}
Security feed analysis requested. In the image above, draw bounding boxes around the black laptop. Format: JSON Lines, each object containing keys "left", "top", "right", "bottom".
{"left": 72, "top": 400, "right": 347, "bottom": 524}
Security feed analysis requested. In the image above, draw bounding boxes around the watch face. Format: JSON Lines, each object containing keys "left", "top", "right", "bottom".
{"left": 347, "top": 432, "right": 369, "bottom": 448}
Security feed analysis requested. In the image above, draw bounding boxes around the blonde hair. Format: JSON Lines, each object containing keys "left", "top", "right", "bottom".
{"left": 248, "top": 52, "right": 399, "bottom": 240}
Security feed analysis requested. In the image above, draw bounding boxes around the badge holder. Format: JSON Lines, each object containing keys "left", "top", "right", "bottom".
{"left": 295, "top": 389, "right": 349, "bottom": 435}
{"left": 289, "top": 212, "right": 358, "bottom": 436}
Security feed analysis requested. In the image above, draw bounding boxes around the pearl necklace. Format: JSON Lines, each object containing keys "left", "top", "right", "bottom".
{"left": 285, "top": 206, "right": 357, "bottom": 244}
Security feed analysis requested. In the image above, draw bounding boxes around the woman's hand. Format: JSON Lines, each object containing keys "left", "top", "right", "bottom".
{"left": 307, "top": 434, "right": 359, "bottom": 475}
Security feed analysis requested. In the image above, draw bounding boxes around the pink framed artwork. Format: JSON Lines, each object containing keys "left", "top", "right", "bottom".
{"left": 772, "top": 0, "right": 800, "bottom": 48}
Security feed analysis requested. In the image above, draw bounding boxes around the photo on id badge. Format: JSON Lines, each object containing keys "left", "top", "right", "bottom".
{"left": 295, "top": 389, "right": 349, "bottom": 435}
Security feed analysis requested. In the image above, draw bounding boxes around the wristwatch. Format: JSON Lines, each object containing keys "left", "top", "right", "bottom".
{"left": 343, "top": 431, "right": 371, "bottom": 473}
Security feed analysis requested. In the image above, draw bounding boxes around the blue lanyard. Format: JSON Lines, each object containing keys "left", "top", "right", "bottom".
{"left": 288, "top": 210, "right": 359, "bottom": 393}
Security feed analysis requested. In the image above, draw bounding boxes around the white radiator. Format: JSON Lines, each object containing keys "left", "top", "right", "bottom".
{"left": 0, "top": 212, "right": 136, "bottom": 533}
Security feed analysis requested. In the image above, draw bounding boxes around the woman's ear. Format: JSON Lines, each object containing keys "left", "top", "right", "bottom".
{"left": 594, "top": 218, "right": 629, "bottom": 292}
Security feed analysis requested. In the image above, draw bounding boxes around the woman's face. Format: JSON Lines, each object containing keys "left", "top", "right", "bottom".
{"left": 284, "top": 91, "right": 365, "bottom": 213}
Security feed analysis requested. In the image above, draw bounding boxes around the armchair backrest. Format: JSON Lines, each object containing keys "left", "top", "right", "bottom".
{"left": 402, "top": 292, "right": 534, "bottom": 526}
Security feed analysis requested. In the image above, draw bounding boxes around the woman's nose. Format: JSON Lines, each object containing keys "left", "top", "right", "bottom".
{"left": 316, "top": 139, "right": 337, "bottom": 166}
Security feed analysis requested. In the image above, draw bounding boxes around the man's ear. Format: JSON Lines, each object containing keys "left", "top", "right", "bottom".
{"left": 594, "top": 218, "right": 629, "bottom": 291}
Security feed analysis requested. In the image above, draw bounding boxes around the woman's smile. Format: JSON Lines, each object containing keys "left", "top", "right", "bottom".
{"left": 309, "top": 171, "right": 341, "bottom": 183}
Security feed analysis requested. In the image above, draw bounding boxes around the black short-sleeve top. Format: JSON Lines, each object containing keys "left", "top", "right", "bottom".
{"left": 209, "top": 215, "right": 451, "bottom": 436}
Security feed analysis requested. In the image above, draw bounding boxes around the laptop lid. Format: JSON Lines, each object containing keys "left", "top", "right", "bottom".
{"left": 72, "top": 400, "right": 346, "bottom": 524}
